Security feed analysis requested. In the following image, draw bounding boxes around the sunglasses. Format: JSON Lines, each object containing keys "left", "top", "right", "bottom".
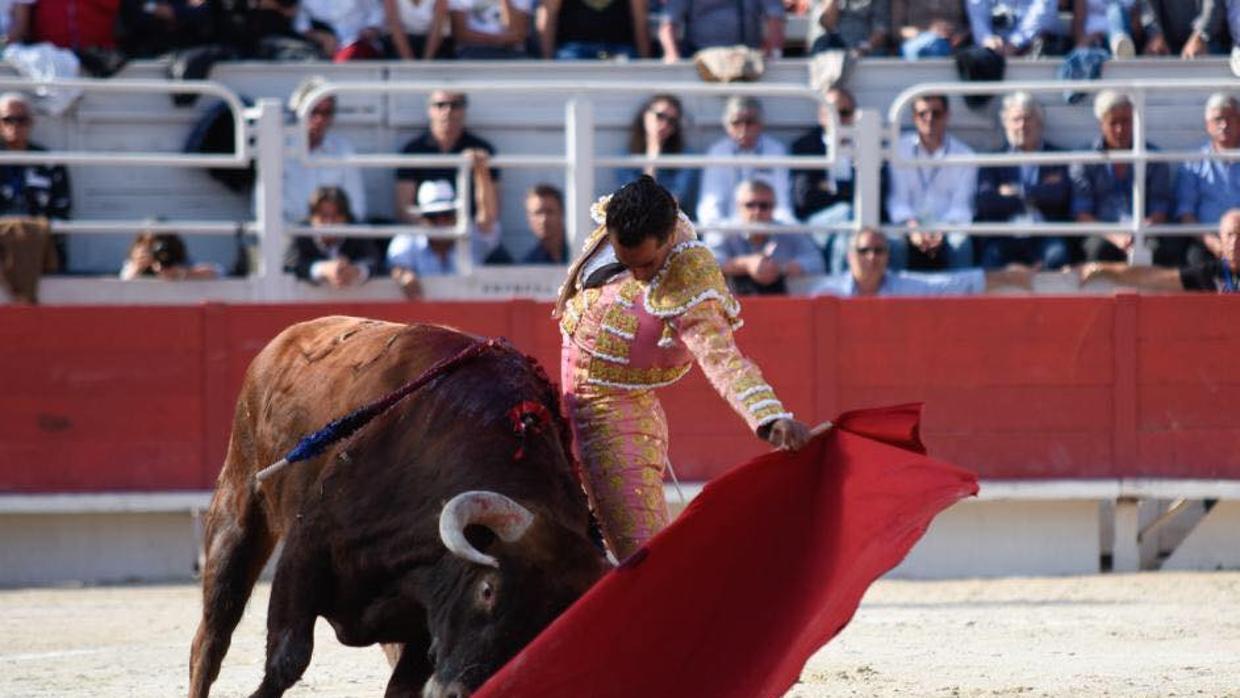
{"left": 836, "top": 108, "right": 855, "bottom": 119}
{"left": 1, "top": 115, "right": 30, "bottom": 125}
{"left": 854, "top": 246, "right": 889, "bottom": 256}
{"left": 431, "top": 99, "right": 467, "bottom": 111}
{"left": 730, "top": 116, "right": 760, "bottom": 127}
{"left": 740, "top": 200, "right": 774, "bottom": 211}
{"left": 914, "top": 108, "right": 945, "bottom": 121}
{"left": 650, "top": 110, "right": 680, "bottom": 124}
{"left": 310, "top": 107, "right": 335, "bottom": 118}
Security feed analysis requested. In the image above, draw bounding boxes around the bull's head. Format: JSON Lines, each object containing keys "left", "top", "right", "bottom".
{"left": 423, "top": 491, "right": 608, "bottom": 698}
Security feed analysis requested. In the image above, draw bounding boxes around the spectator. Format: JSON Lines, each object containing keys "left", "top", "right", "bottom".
{"left": 1071, "top": 90, "right": 1175, "bottom": 264}
{"left": 887, "top": 94, "right": 977, "bottom": 270}
{"left": 1078, "top": 207, "right": 1240, "bottom": 292}
{"left": 805, "top": 0, "right": 891, "bottom": 55}
{"left": 387, "top": 174, "right": 505, "bottom": 298}
{"left": 395, "top": 90, "right": 499, "bottom": 226}
{"left": 1140, "top": 0, "right": 1224, "bottom": 57}
{"left": 966, "top": 0, "right": 1069, "bottom": 56}
{"left": 711, "top": 179, "right": 824, "bottom": 295}
{"left": 538, "top": 0, "right": 649, "bottom": 59}
{"left": 284, "top": 185, "right": 381, "bottom": 287}
{"left": 284, "top": 77, "right": 368, "bottom": 226}
{"left": 890, "top": 0, "right": 969, "bottom": 59}
{"left": 297, "top": 0, "right": 386, "bottom": 60}
{"left": 1176, "top": 92, "right": 1240, "bottom": 265}
{"left": 1071, "top": 0, "right": 1139, "bottom": 57}
{"left": 698, "top": 96, "right": 793, "bottom": 227}
{"left": 119, "top": 230, "right": 221, "bottom": 280}
{"left": 2, "top": 0, "right": 33, "bottom": 45}
{"left": 0, "top": 93, "right": 71, "bottom": 266}
{"left": 521, "top": 183, "right": 568, "bottom": 264}
{"left": 229, "top": 0, "right": 329, "bottom": 60}
{"left": 809, "top": 226, "right": 1033, "bottom": 296}
{"left": 975, "top": 91, "right": 1074, "bottom": 269}
{"left": 117, "top": 0, "right": 214, "bottom": 58}
{"left": 657, "top": 0, "right": 785, "bottom": 62}
{"left": 448, "top": 0, "right": 532, "bottom": 59}
{"left": 382, "top": 0, "right": 452, "bottom": 59}
{"left": 616, "top": 94, "right": 697, "bottom": 217}
{"left": 32, "top": 0, "right": 121, "bottom": 51}
{"left": 791, "top": 86, "right": 856, "bottom": 273}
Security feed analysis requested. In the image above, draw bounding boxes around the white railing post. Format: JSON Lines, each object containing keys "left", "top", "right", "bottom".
{"left": 565, "top": 96, "right": 596, "bottom": 252}
{"left": 252, "top": 99, "right": 286, "bottom": 300}
{"left": 1130, "top": 90, "right": 1151, "bottom": 265}
{"left": 853, "top": 109, "right": 882, "bottom": 232}
{"left": 455, "top": 163, "right": 473, "bottom": 275}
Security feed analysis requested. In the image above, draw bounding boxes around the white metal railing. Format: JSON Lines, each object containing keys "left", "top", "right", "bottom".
{"left": 887, "top": 78, "right": 1240, "bottom": 262}
{"left": 291, "top": 80, "right": 843, "bottom": 260}
{"left": 8, "top": 73, "right": 1237, "bottom": 302}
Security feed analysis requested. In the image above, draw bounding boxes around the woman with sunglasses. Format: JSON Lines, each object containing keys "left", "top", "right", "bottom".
{"left": 616, "top": 94, "right": 698, "bottom": 218}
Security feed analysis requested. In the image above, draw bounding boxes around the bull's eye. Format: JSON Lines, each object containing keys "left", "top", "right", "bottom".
{"left": 476, "top": 579, "right": 497, "bottom": 612}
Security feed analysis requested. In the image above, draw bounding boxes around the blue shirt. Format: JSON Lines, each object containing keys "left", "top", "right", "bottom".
{"left": 1070, "top": 138, "right": 1172, "bottom": 222}
{"left": 807, "top": 268, "right": 986, "bottom": 297}
{"left": 387, "top": 223, "right": 493, "bottom": 276}
{"left": 708, "top": 228, "right": 825, "bottom": 276}
{"left": 1174, "top": 142, "right": 1240, "bottom": 223}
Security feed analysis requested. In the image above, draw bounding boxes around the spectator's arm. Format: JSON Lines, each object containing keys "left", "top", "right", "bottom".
{"left": 1079, "top": 261, "right": 1184, "bottom": 291}
{"left": 983, "top": 264, "right": 1034, "bottom": 291}
{"left": 284, "top": 239, "right": 317, "bottom": 281}
{"left": 819, "top": 0, "right": 839, "bottom": 31}
{"left": 867, "top": 0, "right": 890, "bottom": 50}
{"left": 629, "top": 0, "right": 651, "bottom": 58}
{"left": 425, "top": 0, "right": 450, "bottom": 59}
{"left": 1180, "top": 0, "right": 1217, "bottom": 58}
{"left": 1174, "top": 163, "right": 1200, "bottom": 222}
{"left": 974, "top": 168, "right": 1024, "bottom": 222}
{"left": 1010, "top": 0, "right": 1056, "bottom": 51}
{"left": 965, "top": 0, "right": 995, "bottom": 47}
{"left": 659, "top": 0, "right": 687, "bottom": 61}
{"left": 395, "top": 180, "right": 419, "bottom": 224}
{"left": 500, "top": 0, "right": 531, "bottom": 44}
{"left": 468, "top": 149, "right": 500, "bottom": 234}
{"left": 942, "top": 164, "right": 978, "bottom": 225}
{"left": 761, "top": 1, "right": 786, "bottom": 57}
{"left": 885, "top": 164, "right": 914, "bottom": 224}
{"left": 7, "top": 1, "right": 30, "bottom": 44}
{"left": 786, "top": 234, "right": 825, "bottom": 276}
{"left": 1069, "top": 163, "right": 1095, "bottom": 219}
{"left": 1026, "top": 165, "right": 1072, "bottom": 220}
{"left": 1071, "top": 0, "right": 1089, "bottom": 46}
{"left": 384, "top": 0, "right": 416, "bottom": 59}
{"left": 538, "top": 0, "right": 560, "bottom": 57}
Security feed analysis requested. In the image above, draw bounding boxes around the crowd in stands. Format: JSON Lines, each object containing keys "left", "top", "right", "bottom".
{"left": 2, "top": 2, "right": 1240, "bottom": 301}
{"left": 0, "top": 0, "right": 1236, "bottom": 65}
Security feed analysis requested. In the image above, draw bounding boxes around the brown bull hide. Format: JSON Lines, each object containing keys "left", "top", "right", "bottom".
{"left": 188, "top": 316, "right": 608, "bottom": 698}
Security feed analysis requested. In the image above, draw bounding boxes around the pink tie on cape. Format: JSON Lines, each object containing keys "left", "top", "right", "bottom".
{"left": 474, "top": 403, "right": 979, "bottom": 698}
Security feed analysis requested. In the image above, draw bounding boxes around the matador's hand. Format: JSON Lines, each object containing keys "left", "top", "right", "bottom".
{"left": 765, "top": 418, "right": 812, "bottom": 451}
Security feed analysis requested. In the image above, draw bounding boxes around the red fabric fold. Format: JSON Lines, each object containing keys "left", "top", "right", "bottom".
{"left": 475, "top": 403, "right": 978, "bottom": 698}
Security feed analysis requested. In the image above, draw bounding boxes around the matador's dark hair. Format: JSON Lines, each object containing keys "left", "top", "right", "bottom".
{"left": 605, "top": 174, "right": 678, "bottom": 248}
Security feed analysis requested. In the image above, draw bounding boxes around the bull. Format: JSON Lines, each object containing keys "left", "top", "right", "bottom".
{"left": 188, "top": 316, "right": 609, "bottom": 697}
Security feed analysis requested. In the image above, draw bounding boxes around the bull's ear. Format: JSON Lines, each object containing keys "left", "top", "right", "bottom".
{"left": 464, "top": 524, "right": 497, "bottom": 556}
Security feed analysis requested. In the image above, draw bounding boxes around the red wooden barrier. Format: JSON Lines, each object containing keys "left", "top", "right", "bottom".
{"left": 2, "top": 295, "right": 1237, "bottom": 492}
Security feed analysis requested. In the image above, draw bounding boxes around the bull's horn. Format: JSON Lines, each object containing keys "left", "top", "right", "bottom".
{"left": 439, "top": 491, "right": 535, "bottom": 568}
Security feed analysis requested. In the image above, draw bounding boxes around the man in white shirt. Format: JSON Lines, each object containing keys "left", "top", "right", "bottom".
{"left": 283, "top": 76, "right": 368, "bottom": 225}
{"left": 887, "top": 93, "right": 977, "bottom": 270}
{"left": 697, "top": 96, "right": 793, "bottom": 227}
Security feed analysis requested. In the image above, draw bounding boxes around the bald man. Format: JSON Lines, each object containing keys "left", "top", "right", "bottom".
{"left": 1079, "top": 208, "right": 1240, "bottom": 292}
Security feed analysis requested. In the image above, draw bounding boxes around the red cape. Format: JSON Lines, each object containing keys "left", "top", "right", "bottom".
{"left": 475, "top": 403, "right": 979, "bottom": 698}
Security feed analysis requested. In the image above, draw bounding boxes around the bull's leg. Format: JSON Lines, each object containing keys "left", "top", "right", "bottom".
{"left": 383, "top": 633, "right": 434, "bottom": 697}
{"left": 189, "top": 493, "right": 276, "bottom": 698}
{"left": 249, "top": 531, "right": 325, "bottom": 698}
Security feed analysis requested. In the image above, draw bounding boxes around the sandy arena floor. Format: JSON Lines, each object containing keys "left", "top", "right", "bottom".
{"left": 1, "top": 572, "right": 1237, "bottom": 697}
